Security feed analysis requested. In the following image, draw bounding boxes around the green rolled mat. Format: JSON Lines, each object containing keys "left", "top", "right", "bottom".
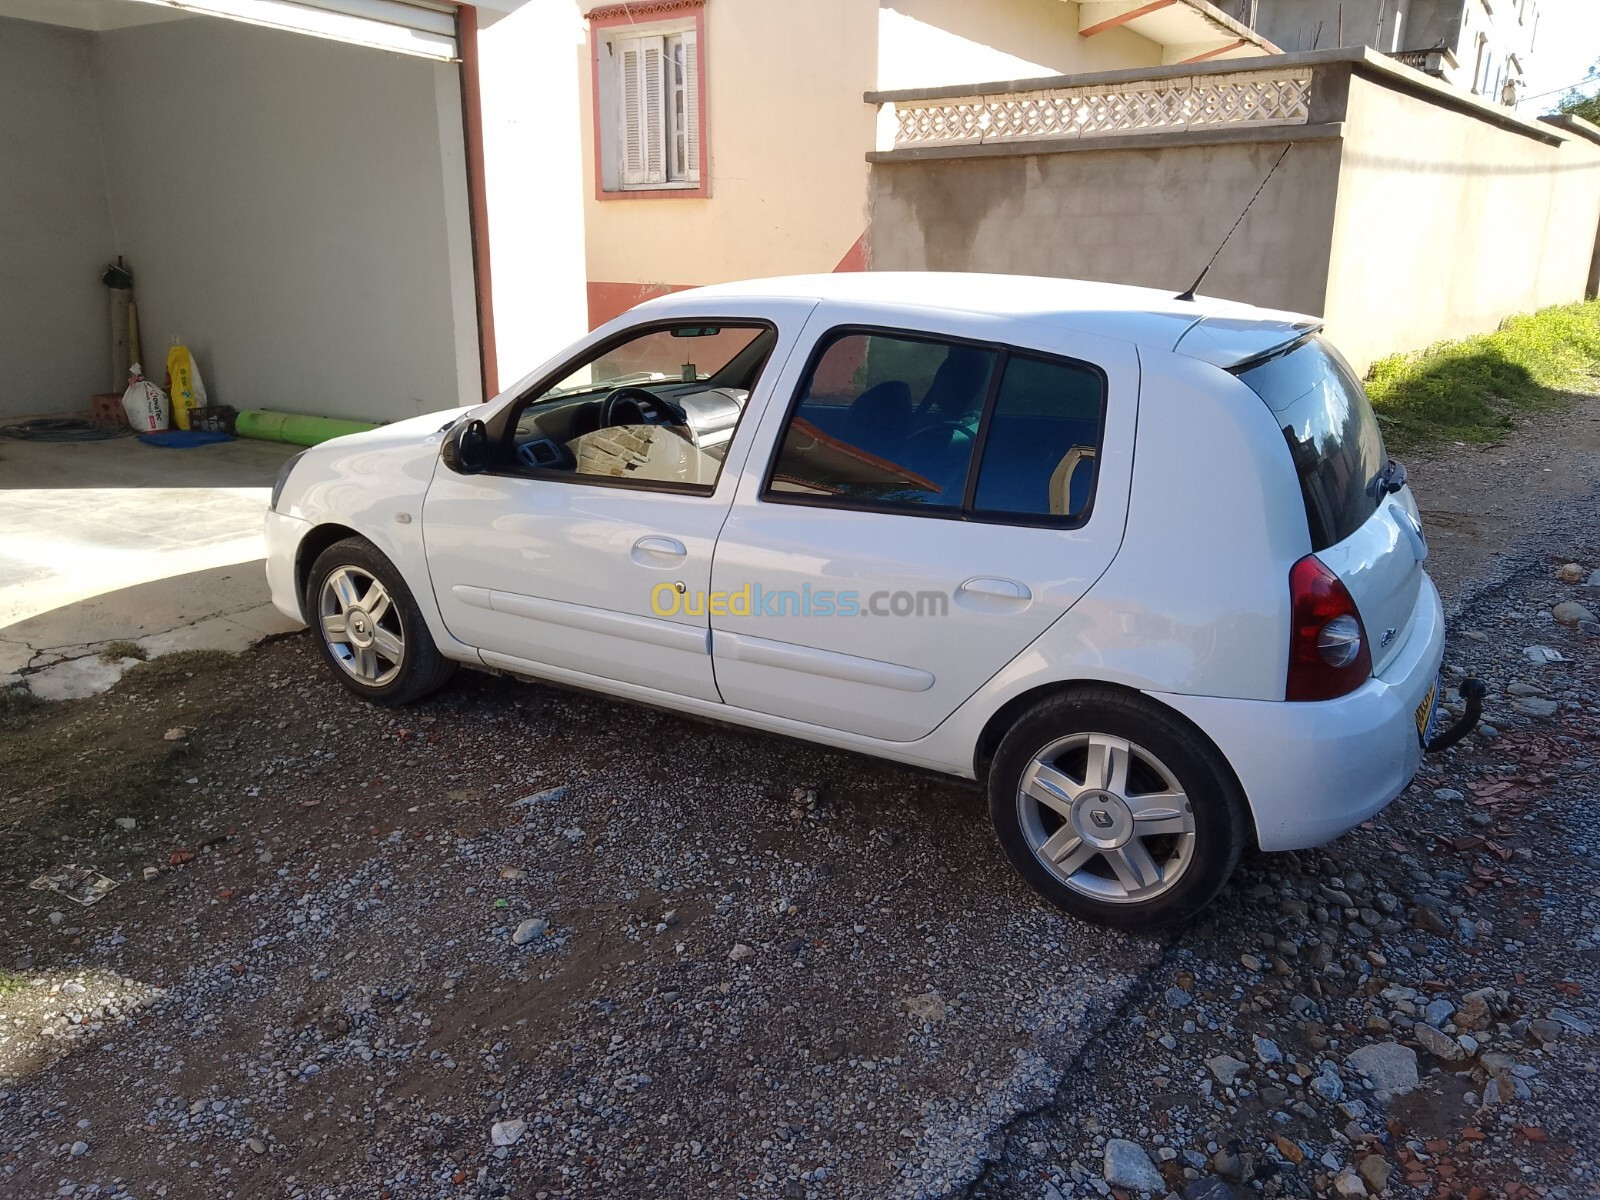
{"left": 234, "top": 410, "right": 376, "bottom": 446}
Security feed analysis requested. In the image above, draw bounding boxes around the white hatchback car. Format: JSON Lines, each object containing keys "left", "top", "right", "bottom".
{"left": 265, "top": 274, "right": 1480, "bottom": 930}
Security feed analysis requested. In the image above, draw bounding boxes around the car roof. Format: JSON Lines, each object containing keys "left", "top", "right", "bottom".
{"left": 641, "top": 273, "right": 1321, "bottom": 369}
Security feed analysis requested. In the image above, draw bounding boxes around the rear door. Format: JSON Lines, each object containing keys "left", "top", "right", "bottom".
{"left": 707, "top": 308, "right": 1137, "bottom": 743}
{"left": 1235, "top": 336, "right": 1426, "bottom": 674}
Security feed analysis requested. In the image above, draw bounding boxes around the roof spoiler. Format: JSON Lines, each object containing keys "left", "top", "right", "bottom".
{"left": 1174, "top": 316, "right": 1323, "bottom": 371}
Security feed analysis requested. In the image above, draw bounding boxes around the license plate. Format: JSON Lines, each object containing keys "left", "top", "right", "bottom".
{"left": 1415, "top": 675, "right": 1440, "bottom": 744}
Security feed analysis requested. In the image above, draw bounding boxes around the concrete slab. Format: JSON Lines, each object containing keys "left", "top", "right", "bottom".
{"left": 0, "top": 434, "right": 296, "bottom": 628}
{"left": 0, "top": 435, "right": 307, "bottom": 700}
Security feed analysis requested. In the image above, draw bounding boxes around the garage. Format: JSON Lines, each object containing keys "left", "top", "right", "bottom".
{"left": 0, "top": 0, "right": 489, "bottom": 437}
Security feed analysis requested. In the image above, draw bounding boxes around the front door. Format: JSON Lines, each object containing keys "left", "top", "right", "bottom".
{"left": 421, "top": 308, "right": 808, "bottom": 702}
{"left": 709, "top": 317, "right": 1137, "bottom": 742}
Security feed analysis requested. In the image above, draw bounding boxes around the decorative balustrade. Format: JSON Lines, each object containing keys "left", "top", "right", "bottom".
{"left": 880, "top": 67, "right": 1313, "bottom": 152}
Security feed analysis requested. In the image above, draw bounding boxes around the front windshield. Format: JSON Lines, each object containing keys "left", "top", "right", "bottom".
{"left": 544, "top": 326, "right": 768, "bottom": 399}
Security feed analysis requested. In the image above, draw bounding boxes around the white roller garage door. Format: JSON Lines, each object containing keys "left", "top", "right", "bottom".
{"left": 126, "top": 0, "right": 459, "bottom": 60}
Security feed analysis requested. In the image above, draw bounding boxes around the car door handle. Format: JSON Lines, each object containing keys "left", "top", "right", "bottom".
{"left": 632, "top": 536, "right": 687, "bottom": 566}
{"left": 958, "top": 577, "right": 1031, "bottom": 602}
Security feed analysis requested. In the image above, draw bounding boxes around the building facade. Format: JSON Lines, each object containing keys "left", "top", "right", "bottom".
{"left": 577, "top": 0, "right": 1278, "bottom": 328}
{"left": 1212, "top": 0, "right": 1539, "bottom": 104}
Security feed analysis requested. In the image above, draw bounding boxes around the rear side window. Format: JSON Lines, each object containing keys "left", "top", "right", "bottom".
{"left": 1236, "top": 336, "right": 1387, "bottom": 551}
{"left": 767, "top": 332, "right": 995, "bottom": 509}
{"left": 765, "top": 329, "right": 1105, "bottom": 524}
{"left": 973, "top": 355, "right": 1103, "bottom": 519}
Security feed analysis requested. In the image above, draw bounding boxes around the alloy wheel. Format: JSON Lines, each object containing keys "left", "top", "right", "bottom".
{"left": 1015, "top": 732, "right": 1197, "bottom": 904}
{"left": 318, "top": 566, "right": 405, "bottom": 687}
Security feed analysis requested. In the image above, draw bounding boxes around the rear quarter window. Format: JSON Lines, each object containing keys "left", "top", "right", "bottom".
{"left": 1236, "top": 336, "right": 1388, "bottom": 551}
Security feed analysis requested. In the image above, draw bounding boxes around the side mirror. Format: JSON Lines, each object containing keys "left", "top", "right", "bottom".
{"left": 441, "top": 418, "right": 489, "bottom": 475}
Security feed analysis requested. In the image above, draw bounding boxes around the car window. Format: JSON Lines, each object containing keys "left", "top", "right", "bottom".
{"left": 972, "top": 355, "right": 1105, "bottom": 520}
{"left": 1235, "top": 336, "right": 1386, "bottom": 551}
{"left": 767, "top": 332, "right": 998, "bottom": 510}
{"left": 505, "top": 323, "right": 776, "bottom": 493}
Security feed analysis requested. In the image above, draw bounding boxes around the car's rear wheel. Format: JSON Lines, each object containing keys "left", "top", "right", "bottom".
{"left": 307, "top": 537, "right": 455, "bottom": 705}
{"left": 988, "top": 688, "right": 1246, "bottom": 932}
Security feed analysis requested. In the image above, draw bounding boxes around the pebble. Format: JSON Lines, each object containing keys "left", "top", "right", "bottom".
{"left": 70, "top": 1141, "right": 88, "bottom": 1157}
{"left": 1359, "top": 1154, "right": 1393, "bottom": 1191}
{"left": 1557, "top": 562, "right": 1585, "bottom": 582}
{"left": 1102, "top": 1139, "right": 1165, "bottom": 1193}
{"left": 899, "top": 991, "right": 947, "bottom": 1024}
{"left": 1344, "top": 1042, "right": 1419, "bottom": 1096}
{"left": 1528, "top": 1017, "right": 1563, "bottom": 1044}
{"left": 1413, "top": 1023, "right": 1466, "bottom": 1062}
{"left": 1553, "top": 600, "right": 1596, "bottom": 625}
{"left": 729, "top": 943, "right": 754, "bottom": 962}
{"left": 490, "top": 1119, "right": 526, "bottom": 1147}
{"left": 1163, "top": 986, "right": 1193, "bottom": 1009}
{"left": 1512, "top": 697, "right": 1560, "bottom": 718}
{"left": 1253, "top": 1034, "right": 1283, "bottom": 1064}
{"left": 510, "top": 918, "right": 548, "bottom": 945}
{"left": 1206, "top": 1054, "right": 1249, "bottom": 1086}
{"left": 246, "top": 1137, "right": 266, "bottom": 1155}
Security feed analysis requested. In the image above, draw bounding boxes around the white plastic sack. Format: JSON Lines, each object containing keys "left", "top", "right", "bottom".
{"left": 121, "top": 363, "right": 170, "bottom": 432}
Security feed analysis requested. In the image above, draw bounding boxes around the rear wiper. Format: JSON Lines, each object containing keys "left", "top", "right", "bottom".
{"left": 1369, "top": 459, "right": 1408, "bottom": 497}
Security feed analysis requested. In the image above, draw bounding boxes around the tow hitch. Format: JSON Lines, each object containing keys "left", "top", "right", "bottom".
{"left": 1425, "top": 678, "right": 1487, "bottom": 753}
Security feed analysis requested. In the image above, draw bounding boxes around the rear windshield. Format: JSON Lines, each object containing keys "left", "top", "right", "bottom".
{"left": 1236, "top": 336, "right": 1387, "bottom": 551}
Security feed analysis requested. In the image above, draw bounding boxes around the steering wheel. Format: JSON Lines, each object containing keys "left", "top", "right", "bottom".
{"left": 600, "top": 386, "right": 685, "bottom": 428}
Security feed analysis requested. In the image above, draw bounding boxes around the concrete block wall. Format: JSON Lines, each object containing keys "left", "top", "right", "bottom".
{"left": 865, "top": 50, "right": 1600, "bottom": 374}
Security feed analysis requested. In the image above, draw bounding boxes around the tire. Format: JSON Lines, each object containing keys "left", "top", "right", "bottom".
{"left": 988, "top": 688, "right": 1246, "bottom": 932}
{"left": 305, "top": 537, "right": 456, "bottom": 706}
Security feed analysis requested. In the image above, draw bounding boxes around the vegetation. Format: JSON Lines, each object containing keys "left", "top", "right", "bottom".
{"left": 99, "top": 640, "right": 148, "bottom": 663}
{"left": 1364, "top": 299, "right": 1600, "bottom": 448}
{"left": 0, "top": 686, "right": 41, "bottom": 732}
{"left": 1556, "top": 62, "right": 1600, "bottom": 126}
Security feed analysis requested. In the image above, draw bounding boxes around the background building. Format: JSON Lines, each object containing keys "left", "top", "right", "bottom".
{"left": 1212, "top": 0, "right": 1541, "bottom": 104}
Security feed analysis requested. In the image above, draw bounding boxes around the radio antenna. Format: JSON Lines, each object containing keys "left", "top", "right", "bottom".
{"left": 1176, "top": 143, "right": 1293, "bottom": 302}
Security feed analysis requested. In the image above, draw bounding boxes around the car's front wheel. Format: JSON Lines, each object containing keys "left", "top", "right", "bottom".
{"left": 306, "top": 537, "right": 455, "bottom": 705}
{"left": 988, "top": 688, "right": 1246, "bottom": 932}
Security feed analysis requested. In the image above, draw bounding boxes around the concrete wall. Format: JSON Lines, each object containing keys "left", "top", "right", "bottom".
{"left": 0, "top": 18, "right": 118, "bottom": 418}
{"left": 1322, "top": 70, "right": 1600, "bottom": 370}
{"left": 866, "top": 54, "right": 1600, "bottom": 374}
{"left": 478, "top": 0, "right": 589, "bottom": 386}
{"left": 868, "top": 135, "right": 1343, "bottom": 323}
{"left": 877, "top": 0, "right": 1162, "bottom": 92}
{"left": 90, "top": 16, "right": 479, "bottom": 424}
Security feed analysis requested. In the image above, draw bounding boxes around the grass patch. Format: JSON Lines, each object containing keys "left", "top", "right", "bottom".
{"left": 1365, "top": 299, "right": 1600, "bottom": 449}
{"left": 0, "top": 969, "right": 25, "bottom": 999}
{"left": 100, "top": 640, "right": 148, "bottom": 663}
{"left": 0, "top": 686, "right": 42, "bottom": 732}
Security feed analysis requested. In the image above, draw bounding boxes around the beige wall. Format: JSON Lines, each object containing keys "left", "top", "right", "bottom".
{"left": 1322, "top": 73, "right": 1600, "bottom": 370}
{"left": 876, "top": 0, "right": 1162, "bottom": 91}
{"left": 0, "top": 18, "right": 117, "bottom": 417}
{"left": 867, "top": 136, "right": 1343, "bottom": 322}
{"left": 581, "top": 0, "right": 879, "bottom": 309}
{"left": 580, "top": 0, "right": 1177, "bottom": 325}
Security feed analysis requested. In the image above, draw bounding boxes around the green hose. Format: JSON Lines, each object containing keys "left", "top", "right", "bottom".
{"left": 234, "top": 411, "right": 376, "bottom": 446}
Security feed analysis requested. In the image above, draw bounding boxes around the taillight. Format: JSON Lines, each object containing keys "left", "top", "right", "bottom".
{"left": 1286, "top": 555, "right": 1372, "bottom": 701}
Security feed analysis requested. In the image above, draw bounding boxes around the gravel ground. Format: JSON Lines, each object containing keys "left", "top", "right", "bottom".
{"left": 2, "top": 394, "right": 1598, "bottom": 1200}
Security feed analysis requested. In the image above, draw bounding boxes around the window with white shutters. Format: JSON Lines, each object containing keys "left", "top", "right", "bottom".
{"left": 602, "top": 23, "right": 702, "bottom": 192}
